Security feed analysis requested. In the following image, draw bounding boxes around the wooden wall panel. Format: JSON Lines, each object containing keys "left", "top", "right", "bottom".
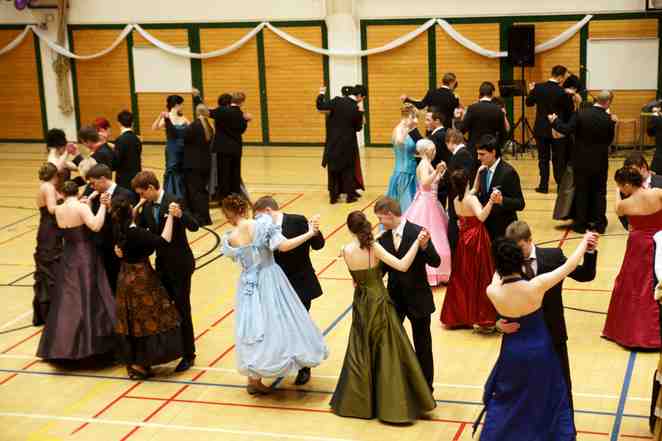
{"left": 0, "top": 31, "right": 43, "bottom": 140}
{"left": 133, "top": 28, "right": 191, "bottom": 142}
{"left": 200, "top": 28, "right": 262, "bottom": 143}
{"left": 263, "top": 26, "right": 325, "bottom": 143}
{"left": 436, "top": 23, "right": 500, "bottom": 111}
{"left": 513, "top": 21, "right": 581, "bottom": 139}
{"left": 366, "top": 25, "right": 429, "bottom": 144}
{"left": 589, "top": 19, "right": 658, "bottom": 145}
{"left": 72, "top": 29, "right": 132, "bottom": 136}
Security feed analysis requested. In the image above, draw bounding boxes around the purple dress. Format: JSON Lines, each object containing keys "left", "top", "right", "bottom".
{"left": 32, "top": 207, "right": 62, "bottom": 326}
{"left": 36, "top": 225, "right": 117, "bottom": 360}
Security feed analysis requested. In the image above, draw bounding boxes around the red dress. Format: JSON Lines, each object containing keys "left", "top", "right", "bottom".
{"left": 603, "top": 210, "right": 662, "bottom": 349}
{"left": 440, "top": 216, "right": 496, "bottom": 327}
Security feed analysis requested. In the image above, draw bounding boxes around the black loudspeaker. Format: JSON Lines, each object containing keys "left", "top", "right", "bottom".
{"left": 508, "top": 25, "right": 535, "bottom": 67}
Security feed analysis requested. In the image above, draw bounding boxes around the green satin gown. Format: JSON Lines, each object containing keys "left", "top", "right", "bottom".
{"left": 330, "top": 265, "right": 436, "bottom": 423}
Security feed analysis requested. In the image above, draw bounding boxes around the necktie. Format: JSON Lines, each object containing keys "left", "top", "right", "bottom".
{"left": 153, "top": 203, "right": 161, "bottom": 225}
{"left": 393, "top": 231, "right": 402, "bottom": 251}
{"left": 486, "top": 169, "right": 494, "bottom": 190}
{"left": 523, "top": 258, "right": 535, "bottom": 280}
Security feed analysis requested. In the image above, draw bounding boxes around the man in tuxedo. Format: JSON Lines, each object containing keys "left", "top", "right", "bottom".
{"left": 73, "top": 125, "right": 115, "bottom": 170}
{"left": 402, "top": 72, "right": 459, "bottom": 128}
{"left": 375, "top": 196, "right": 440, "bottom": 390}
{"left": 253, "top": 196, "right": 325, "bottom": 385}
{"left": 501, "top": 221, "right": 599, "bottom": 428}
{"left": 317, "top": 85, "right": 365, "bottom": 204}
{"left": 438, "top": 129, "right": 475, "bottom": 251}
{"left": 426, "top": 111, "right": 448, "bottom": 168}
{"left": 455, "top": 82, "right": 507, "bottom": 151}
{"left": 132, "top": 171, "right": 200, "bottom": 372}
{"left": 551, "top": 90, "right": 616, "bottom": 234}
{"left": 211, "top": 92, "right": 251, "bottom": 200}
{"left": 84, "top": 164, "right": 134, "bottom": 293}
{"left": 618, "top": 152, "right": 662, "bottom": 229}
{"left": 526, "top": 65, "right": 574, "bottom": 193}
{"left": 113, "top": 110, "right": 142, "bottom": 193}
{"left": 476, "top": 135, "right": 525, "bottom": 240}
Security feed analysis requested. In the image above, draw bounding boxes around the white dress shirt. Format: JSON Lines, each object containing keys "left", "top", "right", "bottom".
{"left": 393, "top": 219, "right": 406, "bottom": 250}
{"left": 523, "top": 246, "right": 538, "bottom": 276}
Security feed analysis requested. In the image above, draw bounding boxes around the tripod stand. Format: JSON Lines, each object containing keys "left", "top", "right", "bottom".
{"left": 509, "top": 64, "right": 535, "bottom": 157}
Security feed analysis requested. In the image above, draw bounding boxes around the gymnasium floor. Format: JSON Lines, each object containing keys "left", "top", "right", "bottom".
{"left": 0, "top": 143, "right": 654, "bottom": 440}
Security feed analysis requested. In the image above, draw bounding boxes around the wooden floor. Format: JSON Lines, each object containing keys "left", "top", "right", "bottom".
{"left": 0, "top": 143, "right": 654, "bottom": 441}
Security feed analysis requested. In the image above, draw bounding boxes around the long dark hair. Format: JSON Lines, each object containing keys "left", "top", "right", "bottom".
{"left": 111, "top": 197, "right": 133, "bottom": 253}
{"left": 450, "top": 169, "right": 469, "bottom": 201}
{"left": 347, "top": 211, "right": 373, "bottom": 249}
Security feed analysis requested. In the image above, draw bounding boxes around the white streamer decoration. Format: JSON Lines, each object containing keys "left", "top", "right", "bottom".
{"left": 0, "top": 16, "right": 593, "bottom": 60}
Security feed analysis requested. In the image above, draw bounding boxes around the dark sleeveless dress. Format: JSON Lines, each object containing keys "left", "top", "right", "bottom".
{"left": 36, "top": 226, "right": 117, "bottom": 360}
{"left": 32, "top": 207, "right": 62, "bottom": 326}
{"left": 478, "top": 278, "right": 575, "bottom": 440}
{"left": 330, "top": 265, "right": 435, "bottom": 423}
{"left": 603, "top": 209, "right": 662, "bottom": 349}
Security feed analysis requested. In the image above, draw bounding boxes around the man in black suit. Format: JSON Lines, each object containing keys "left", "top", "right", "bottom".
{"left": 402, "top": 72, "right": 459, "bottom": 128}
{"left": 84, "top": 164, "right": 135, "bottom": 293}
{"left": 618, "top": 152, "right": 662, "bottom": 230}
{"left": 113, "top": 110, "right": 142, "bottom": 193}
{"left": 551, "top": 90, "right": 617, "bottom": 234}
{"left": 133, "top": 171, "right": 200, "bottom": 372}
{"left": 73, "top": 125, "right": 115, "bottom": 170}
{"left": 426, "top": 110, "right": 448, "bottom": 168}
{"left": 438, "top": 129, "right": 475, "bottom": 251}
{"left": 317, "top": 85, "right": 365, "bottom": 204}
{"left": 501, "top": 220, "right": 599, "bottom": 429}
{"left": 526, "top": 65, "right": 574, "bottom": 193}
{"left": 253, "top": 196, "right": 325, "bottom": 385}
{"left": 375, "top": 196, "right": 440, "bottom": 390}
{"left": 210, "top": 92, "right": 250, "bottom": 200}
{"left": 455, "top": 82, "right": 507, "bottom": 151}
{"left": 476, "top": 135, "right": 525, "bottom": 240}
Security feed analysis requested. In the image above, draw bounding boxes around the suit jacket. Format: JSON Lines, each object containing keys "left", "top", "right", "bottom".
{"left": 74, "top": 143, "right": 115, "bottom": 170}
{"left": 526, "top": 80, "right": 573, "bottom": 138}
{"left": 378, "top": 221, "right": 441, "bottom": 318}
{"left": 210, "top": 105, "right": 247, "bottom": 156}
{"left": 137, "top": 191, "right": 200, "bottom": 275}
{"left": 274, "top": 213, "right": 325, "bottom": 304}
{"left": 478, "top": 159, "right": 525, "bottom": 239}
{"left": 183, "top": 119, "right": 212, "bottom": 171}
{"left": 438, "top": 146, "right": 474, "bottom": 212}
{"left": 90, "top": 184, "right": 134, "bottom": 250}
{"left": 618, "top": 174, "right": 662, "bottom": 229}
{"left": 317, "top": 94, "right": 363, "bottom": 173}
{"left": 405, "top": 87, "right": 459, "bottom": 127}
{"left": 536, "top": 247, "right": 598, "bottom": 344}
{"left": 456, "top": 100, "right": 507, "bottom": 148}
{"left": 553, "top": 105, "right": 616, "bottom": 173}
{"left": 113, "top": 131, "right": 142, "bottom": 190}
{"left": 429, "top": 127, "right": 449, "bottom": 168}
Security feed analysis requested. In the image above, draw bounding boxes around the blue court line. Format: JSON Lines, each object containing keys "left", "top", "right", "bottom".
{"left": 611, "top": 351, "right": 638, "bottom": 441}
{"left": 0, "top": 367, "right": 647, "bottom": 421}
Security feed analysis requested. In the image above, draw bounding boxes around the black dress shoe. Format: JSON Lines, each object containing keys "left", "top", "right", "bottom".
{"left": 330, "top": 197, "right": 338, "bottom": 204}
{"left": 174, "top": 356, "right": 195, "bottom": 373}
{"left": 346, "top": 196, "right": 358, "bottom": 204}
{"left": 294, "top": 367, "right": 311, "bottom": 385}
{"left": 535, "top": 187, "right": 549, "bottom": 194}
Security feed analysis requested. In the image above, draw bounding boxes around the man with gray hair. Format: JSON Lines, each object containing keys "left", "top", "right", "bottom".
{"left": 550, "top": 89, "right": 617, "bottom": 234}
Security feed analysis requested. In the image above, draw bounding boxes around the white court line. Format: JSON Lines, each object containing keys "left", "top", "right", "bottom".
{"left": 0, "top": 355, "right": 651, "bottom": 402}
{"left": 0, "top": 309, "right": 32, "bottom": 331}
{"left": 0, "top": 412, "right": 358, "bottom": 441}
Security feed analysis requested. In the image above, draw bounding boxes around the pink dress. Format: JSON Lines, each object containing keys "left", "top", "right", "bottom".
{"left": 403, "top": 178, "right": 452, "bottom": 285}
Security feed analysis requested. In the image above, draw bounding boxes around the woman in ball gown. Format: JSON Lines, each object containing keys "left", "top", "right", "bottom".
{"left": 603, "top": 166, "right": 662, "bottom": 349}
{"left": 440, "top": 168, "right": 496, "bottom": 331}
{"left": 220, "top": 194, "right": 328, "bottom": 395}
{"left": 330, "top": 211, "right": 435, "bottom": 423}
{"left": 403, "top": 138, "right": 452, "bottom": 285}
{"left": 111, "top": 198, "right": 183, "bottom": 380}
{"left": 152, "top": 95, "right": 189, "bottom": 200}
{"left": 36, "top": 181, "right": 117, "bottom": 360}
{"left": 476, "top": 235, "right": 592, "bottom": 440}
{"left": 32, "top": 163, "right": 63, "bottom": 326}
{"left": 386, "top": 103, "right": 422, "bottom": 213}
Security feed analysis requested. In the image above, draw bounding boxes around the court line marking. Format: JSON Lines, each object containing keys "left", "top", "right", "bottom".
{"left": 0, "top": 412, "right": 358, "bottom": 441}
{"left": 0, "top": 310, "right": 32, "bottom": 331}
{"left": 611, "top": 351, "right": 638, "bottom": 441}
{"left": 0, "top": 213, "right": 37, "bottom": 232}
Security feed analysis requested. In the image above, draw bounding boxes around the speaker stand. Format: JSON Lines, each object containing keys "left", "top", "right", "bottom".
{"left": 509, "top": 64, "right": 535, "bottom": 158}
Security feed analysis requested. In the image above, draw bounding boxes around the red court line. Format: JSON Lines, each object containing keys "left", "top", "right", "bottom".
{"left": 0, "top": 358, "right": 39, "bottom": 386}
{"left": 319, "top": 276, "right": 352, "bottom": 281}
{"left": 557, "top": 227, "right": 572, "bottom": 248}
{"left": 1, "top": 329, "right": 42, "bottom": 354}
{"left": 452, "top": 422, "right": 466, "bottom": 441}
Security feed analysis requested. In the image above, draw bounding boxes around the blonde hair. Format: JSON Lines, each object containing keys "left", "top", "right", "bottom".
{"left": 416, "top": 139, "right": 435, "bottom": 159}
{"left": 78, "top": 157, "right": 98, "bottom": 179}
{"left": 393, "top": 103, "right": 418, "bottom": 145}
{"left": 196, "top": 104, "right": 214, "bottom": 142}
